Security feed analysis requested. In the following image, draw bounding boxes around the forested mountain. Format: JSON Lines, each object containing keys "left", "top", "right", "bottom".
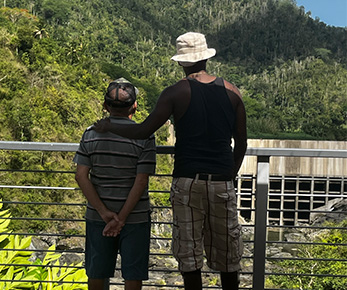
{"left": 0, "top": 2, "right": 345, "bottom": 283}
{"left": 0, "top": 0, "right": 346, "bottom": 248}
{"left": 0, "top": 0, "right": 346, "bottom": 142}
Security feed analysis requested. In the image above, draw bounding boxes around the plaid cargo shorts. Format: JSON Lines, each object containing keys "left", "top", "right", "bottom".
{"left": 170, "top": 176, "right": 243, "bottom": 272}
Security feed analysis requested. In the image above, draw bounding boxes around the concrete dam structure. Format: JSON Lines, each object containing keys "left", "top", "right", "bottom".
{"left": 237, "top": 139, "right": 347, "bottom": 225}
{"left": 240, "top": 139, "right": 347, "bottom": 176}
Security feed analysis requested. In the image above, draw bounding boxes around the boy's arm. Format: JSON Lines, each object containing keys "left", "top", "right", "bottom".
{"left": 118, "top": 173, "right": 149, "bottom": 222}
{"left": 75, "top": 164, "right": 118, "bottom": 224}
{"left": 103, "top": 173, "right": 149, "bottom": 236}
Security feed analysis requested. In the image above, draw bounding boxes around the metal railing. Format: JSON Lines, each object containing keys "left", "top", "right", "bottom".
{"left": 0, "top": 141, "right": 346, "bottom": 289}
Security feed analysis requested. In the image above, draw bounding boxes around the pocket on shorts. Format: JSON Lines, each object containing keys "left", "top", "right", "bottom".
{"left": 170, "top": 178, "right": 190, "bottom": 205}
{"left": 229, "top": 224, "right": 244, "bottom": 263}
{"left": 216, "top": 190, "right": 236, "bottom": 202}
{"left": 214, "top": 181, "right": 236, "bottom": 200}
{"left": 215, "top": 184, "right": 237, "bottom": 212}
{"left": 171, "top": 225, "right": 179, "bottom": 256}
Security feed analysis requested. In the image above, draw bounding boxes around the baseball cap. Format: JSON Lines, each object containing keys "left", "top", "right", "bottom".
{"left": 104, "top": 77, "right": 138, "bottom": 108}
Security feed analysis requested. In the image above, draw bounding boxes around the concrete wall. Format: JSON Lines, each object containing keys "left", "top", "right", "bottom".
{"left": 240, "top": 139, "right": 347, "bottom": 177}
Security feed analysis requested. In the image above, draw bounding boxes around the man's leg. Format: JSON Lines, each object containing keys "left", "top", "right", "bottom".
{"left": 125, "top": 280, "right": 142, "bottom": 290}
{"left": 203, "top": 181, "right": 243, "bottom": 284}
{"left": 88, "top": 278, "right": 109, "bottom": 290}
{"left": 182, "top": 269, "right": 202, "bottom": 290}
{"left": 170, "top": 178, "right": 206, "bottom": 290}
{"left": 220, "top": 271, "right": 239, "bottom": 290}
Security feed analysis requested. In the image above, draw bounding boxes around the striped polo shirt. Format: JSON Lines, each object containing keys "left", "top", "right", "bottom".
{"left": 73, "top": 116, "right": 156, "bottom": 224}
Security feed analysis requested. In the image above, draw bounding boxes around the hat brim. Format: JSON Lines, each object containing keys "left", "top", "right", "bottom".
{"left": 171, "top": 48, "right": 216, "bottom": 62}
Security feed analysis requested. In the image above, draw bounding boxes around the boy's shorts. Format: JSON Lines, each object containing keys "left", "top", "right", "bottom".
{"left": 85, "top": 218, "right": 150, "bottom": 280}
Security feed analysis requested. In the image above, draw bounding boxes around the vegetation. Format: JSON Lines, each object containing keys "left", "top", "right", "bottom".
{"left": 0, "top": 202, "right": 87, "bottom": 289}
{"left": 266, "top": 220, "right": 347, "bottom": 290}
{"left": 0, "top": 0, "right": 345, "bottom": 143}
{"left": 243, "top": 57, "right": 347, "bottom": 140}
{"left": 0, "top": 0, "right": 345, "bottom": 228}
{"left": 0, "top": 2, "right": 345, "bottom": 288}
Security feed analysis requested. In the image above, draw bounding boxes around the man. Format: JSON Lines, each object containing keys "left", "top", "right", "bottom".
{"left": 74, "top": 78, "right": 156, "bottom": 290}
{"left": 94, "top": 32, "right": 247, "bottom": 290}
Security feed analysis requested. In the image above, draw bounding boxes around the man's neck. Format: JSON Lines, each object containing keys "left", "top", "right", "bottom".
{"left": 183, "top": 61, "right": 207, "bottom": 76}
{"left": 187, "top": 70, "right": 208, "bottom": 78}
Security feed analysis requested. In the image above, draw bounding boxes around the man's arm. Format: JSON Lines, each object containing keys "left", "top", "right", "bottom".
{"left": 103, "top": 173, "right": 149, "bottom": 237}
{"left": 75, "top": 164, "right": 118, "bottom": 223}
{"left": 232, "top": 96, "right": 248, "bottom": 180}
{"left": 93, "top": 86, "right": 175, "bottom": 139}
{"left": 224, "top": 80, "right": 247, "bottom": 180}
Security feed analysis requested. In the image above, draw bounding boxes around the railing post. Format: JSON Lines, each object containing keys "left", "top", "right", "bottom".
{"left": 252, "top": 156, "right": 270, "bottom": 290}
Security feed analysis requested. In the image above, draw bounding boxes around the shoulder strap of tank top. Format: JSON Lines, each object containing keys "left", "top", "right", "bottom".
{"left": 214, "top": 77, "right": 224, "bottom": 86}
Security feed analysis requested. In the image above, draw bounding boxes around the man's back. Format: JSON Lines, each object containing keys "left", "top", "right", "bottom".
{"left": 173, "top": 77, "right": 236, "bottom": 177}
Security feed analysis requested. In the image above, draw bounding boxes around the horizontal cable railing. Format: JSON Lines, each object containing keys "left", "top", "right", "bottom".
{"left": 0, "top": 141, "right": 346, "bottom": 289}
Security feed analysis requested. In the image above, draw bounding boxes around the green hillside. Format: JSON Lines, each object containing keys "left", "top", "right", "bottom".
{"left": 0, "top": 2, "right": 345, "bottom": 286}
{"left": 1, "top": 0, "right": 346, "bottom": 142}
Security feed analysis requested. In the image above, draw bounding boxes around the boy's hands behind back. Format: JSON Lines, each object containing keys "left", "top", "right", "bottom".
{"left": 103, "top": 217, "right": 125, "bottom": 237}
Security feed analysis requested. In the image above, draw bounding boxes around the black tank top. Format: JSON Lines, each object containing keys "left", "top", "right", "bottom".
{"left": 173, "top": 77, "right": 236, "bottom": 177}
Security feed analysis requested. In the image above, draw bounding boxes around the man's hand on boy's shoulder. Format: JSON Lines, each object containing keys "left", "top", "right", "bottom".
{"left": 92, "top": 118, "right": 111, "bottom": 133}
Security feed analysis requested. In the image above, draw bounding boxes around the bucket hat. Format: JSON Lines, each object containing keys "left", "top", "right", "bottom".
{"left": 171, "top": 32, "right": 216, "bottom": 64}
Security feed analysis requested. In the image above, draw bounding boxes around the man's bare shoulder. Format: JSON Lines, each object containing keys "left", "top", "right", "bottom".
{"left": 165, "top": 78, "right": 189, "bottom": 92}
{"left": 161, "top": 78, "right": 190, "bottom": 99}
{"left": 223, "top": 79, "right": 242, "bottom": 99}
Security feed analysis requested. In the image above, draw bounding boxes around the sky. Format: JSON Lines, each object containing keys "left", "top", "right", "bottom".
{"left": 295, "top": 0, "right": 347, "bottom": 27}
